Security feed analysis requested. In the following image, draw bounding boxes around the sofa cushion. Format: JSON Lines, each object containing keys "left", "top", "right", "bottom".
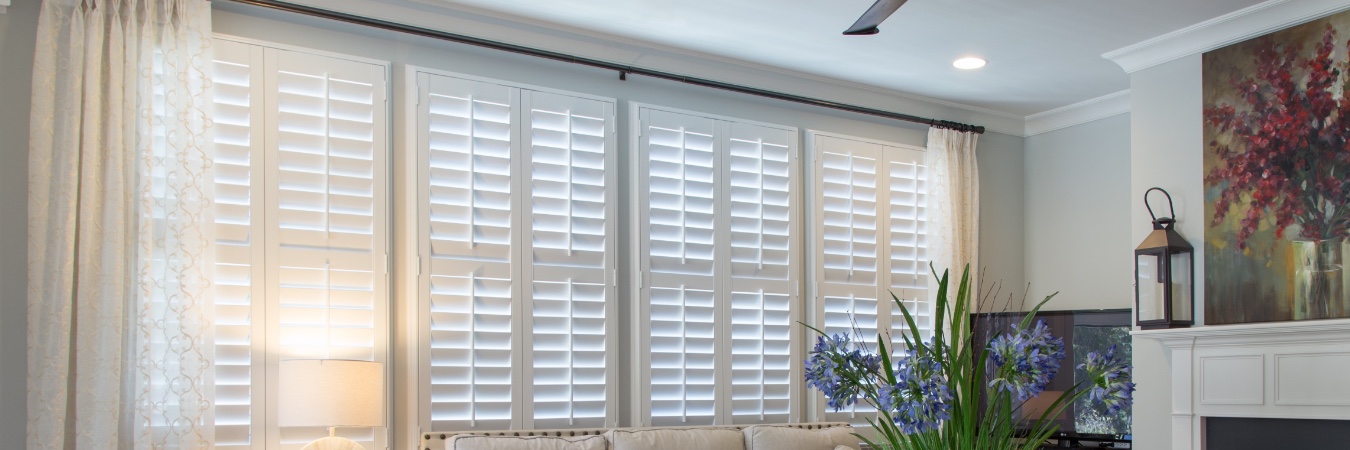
{"left": 447, "top": 434, "right": 609, "bottom": 450}
{"left": 606, "top": 427, "right": 744, "bottom": 450}
{"left": 741, "top": 425, "right": 861, "bottom": 450}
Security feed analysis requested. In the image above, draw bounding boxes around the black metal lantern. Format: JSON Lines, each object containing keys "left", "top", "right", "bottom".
{"left": 1135, "top": 187, "right": 1194, "bottom": 330}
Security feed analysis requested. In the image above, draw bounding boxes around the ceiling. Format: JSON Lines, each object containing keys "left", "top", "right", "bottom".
{"left": 418, "top": 0, "right": 1266, "bottom": 117}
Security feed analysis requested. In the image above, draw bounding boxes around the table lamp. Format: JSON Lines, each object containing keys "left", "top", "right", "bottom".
{"left": 279, "top": 360, "right": 385, "bottom": 450}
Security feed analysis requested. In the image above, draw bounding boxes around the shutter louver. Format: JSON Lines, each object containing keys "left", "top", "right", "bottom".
{"left": 211, "top": 39, "right": 263, "bottom": 450}
{"left": 266, "top": 49, "right": 388, "bottom": 450}
{"left": 420, "top": 75, "right": 518, "bottom": 431}
{"left": 521, "top": 90, "right": 615, "bottom": 429}
{"left": 725, "top": 123, "right": 796, "bottom": 425}
{"left": 642, "top": 109, "right": 720, "bottom": 426}
{"left": 638, "top": 106, "right": 799, "bottom": 427}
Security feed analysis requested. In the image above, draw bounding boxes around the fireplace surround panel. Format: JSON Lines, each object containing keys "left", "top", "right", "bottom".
{"left": 1133, "top": 319, "right": 1350, "bottom": 449}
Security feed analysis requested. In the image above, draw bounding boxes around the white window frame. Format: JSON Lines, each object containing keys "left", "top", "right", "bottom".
{"left": 401, "top": 66, "right": 620, "bottom": 434}
{"left": 211, "top": 34, "right": 394, "bottom": 450}
{"left": 803, "top": 130, "right": 932, "bottom": 423}
{"left": 628, "top": 102, "right": 803, "bottom": 427}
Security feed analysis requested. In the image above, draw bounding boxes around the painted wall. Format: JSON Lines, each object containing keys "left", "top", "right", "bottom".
{"left": 979, "top": 131, "right": 1027, "bottom": 304}
{"left": 1128, "top": 54, "right": 1205, "bottom": 450}
{"left": 1022, "top": 114, "right": 1133, "bottom": 312}
{"left": 0, "top": 0, "right": 38, "bottom": 448}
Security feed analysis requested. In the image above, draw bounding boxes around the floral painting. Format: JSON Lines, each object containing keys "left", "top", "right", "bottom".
{"left": 1203, "top": 12, "right": 1350, "bottom": 325}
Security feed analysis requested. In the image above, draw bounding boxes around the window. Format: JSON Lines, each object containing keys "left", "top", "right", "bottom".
{"left": 211, "top": 38, "right": 390, "bottom": 449}
{"left": 413, "top": 69, "right": 619, "bottom": 432}
{"left": 805, "top": 131, "right": 931, "bottom": 423}
{"left": 632, "top": 104, "right": 801, "bottom": 427}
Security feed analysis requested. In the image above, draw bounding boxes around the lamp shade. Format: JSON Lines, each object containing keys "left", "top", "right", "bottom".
{"left": 278, "top": 360, "right": 385, "bottom": 428}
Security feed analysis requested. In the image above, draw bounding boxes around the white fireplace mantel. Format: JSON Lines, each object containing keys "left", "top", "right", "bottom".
{"left": 1134, "top": 319, "right": 1350, "bottom": 450}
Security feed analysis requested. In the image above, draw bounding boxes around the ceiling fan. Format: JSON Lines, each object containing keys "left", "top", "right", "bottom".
{"left": 843, "top": 0, "right": 908, "bottom": 35}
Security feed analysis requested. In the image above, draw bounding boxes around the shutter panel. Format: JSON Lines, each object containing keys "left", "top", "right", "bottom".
{"left": 520, "top": 90, "right": 616, "bottom": 429}
{"left": 264, "top": 48, "right": 388, "bottom": 450}
{"left": 419, "top": 74, "right": 518, "bottom": 431}
{"left": 808, "top": 132, "right": 935, "bottom": 424}
{"left": 885, "top": 149, "right": 932, "bottom": 344}
{"left": 724, "top": 122, "right": 798, "bottom": 424}
{"left": 211, "top": 39, "right": 265, "bottom": 450}
{"left": 417, "top": 72, "right": 618, "bottom": 431}
{"left": 638, "top": 106, "right": 800, "bottom": 426}
{"left": 640, "top": 109, "right": 721, "bottom": 426}
{"left": 810, "top": 134, "right": 889, "bottom": 424}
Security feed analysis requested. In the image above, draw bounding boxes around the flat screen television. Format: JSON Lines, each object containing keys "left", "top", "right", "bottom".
{"left": 970, "top": 309, "right": 1132, "bottom": 447}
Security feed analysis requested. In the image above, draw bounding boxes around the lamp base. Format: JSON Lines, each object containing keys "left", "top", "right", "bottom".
{"left": 300, "top": 436, "right": 366, "bottom": 450}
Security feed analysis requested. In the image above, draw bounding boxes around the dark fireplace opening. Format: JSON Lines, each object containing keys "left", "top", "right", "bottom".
{"left": 1205, "top": 417, "right": 1350, "bottom": 449}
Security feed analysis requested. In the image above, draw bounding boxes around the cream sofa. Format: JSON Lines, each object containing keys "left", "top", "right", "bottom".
{"left": 421, "top": 422, "right": 862, "bottom": 450}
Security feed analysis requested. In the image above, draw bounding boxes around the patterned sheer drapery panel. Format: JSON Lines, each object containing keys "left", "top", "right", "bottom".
{"left": 28, "top": 1, "right": 216, "bottom": 449}
{"left": 924, "top": 127, "right": 979, "bottom": 310}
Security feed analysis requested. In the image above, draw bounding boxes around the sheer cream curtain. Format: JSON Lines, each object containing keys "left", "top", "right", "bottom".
{"left": 27, "top": 1, "right": 215, "bottom": 449}
{"left": 926, "top": 127, "right": 980, "bottom": 306}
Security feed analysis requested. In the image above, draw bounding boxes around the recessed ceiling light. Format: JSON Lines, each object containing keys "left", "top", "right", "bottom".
{"left": 953, "top": 57, "right": 987, "bottom": 70}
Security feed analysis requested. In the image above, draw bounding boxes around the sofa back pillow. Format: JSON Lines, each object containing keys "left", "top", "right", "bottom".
{"left": 447, "top": 434, "right": 609, "bottom": 450}
{"left": 742, "top": 424, "right": 861, "bottom": 450}
{"left": 605, "top": 427, "right": 745, "bottom": 450}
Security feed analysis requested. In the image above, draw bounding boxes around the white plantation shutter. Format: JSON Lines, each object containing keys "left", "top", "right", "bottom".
{"left": 520, "top": 90, "right": 617, "bottom": 429}
{"left": 636, "top": 105, "right": 799, "bottom": 427}
{"left": 724, "top": 123, "right": 798, "bottom": 425}
{"left": 641, "top": 109, "right": 720, "bottom": 427}
{"left": 807, "top": 132, "right": 931, "bottom": 423}
{"left": 211, "top": 39, "right": 265, "bottom": 450}
{"left": 886, "top": 155, "right": 932, "bottom": 344}
{"left": 419, "top": 74, "right": 518, "bottom": 432}
{"left": 209, "top": 37, "right": 390, "bottom": 450}
{"left": 416, "top": 71, "right": 617, "bottom": 432}
{"left": 263, "top": 48, "right": 389, "bottom": 450}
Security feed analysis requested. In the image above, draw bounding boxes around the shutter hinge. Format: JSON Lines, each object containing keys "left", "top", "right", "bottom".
{"left": 417, "top": 254, "right": 423, "bottom": 275}
{"left": 612, "top": 269, "right": 618, "bottom": 288}
{"left": 415, "top": 85, "right": 420, "bottom": 105}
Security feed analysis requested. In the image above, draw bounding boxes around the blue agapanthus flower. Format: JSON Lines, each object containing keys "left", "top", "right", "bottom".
{"left": 1080, "top": 345, "right": 1135, "bottom": 414}
{"left": 878, "top": 346, "right": 953, "bottom": 434}
{"left": 804, "top": 333, "right": 883, "bottom": 411}
{"left": 986, "top": 320, "right": 1066, "bottom": 401}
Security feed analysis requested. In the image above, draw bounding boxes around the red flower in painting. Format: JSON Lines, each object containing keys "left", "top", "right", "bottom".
{"left": 1206, "top": 24, "right": 1350, "bottom": 249}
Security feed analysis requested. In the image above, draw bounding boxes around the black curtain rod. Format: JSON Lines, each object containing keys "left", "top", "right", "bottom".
{"left": 225, "top": 0, "right": 986, "bottom": 134}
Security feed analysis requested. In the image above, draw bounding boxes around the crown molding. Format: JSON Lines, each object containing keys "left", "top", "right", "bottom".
{"left": 1103, "top": 0, "right": 1350, "bottom": 74}
{"left": 1023, "top": 90, "right": 1130, "bottom": 136}
{"left": 231, "top": 0, "right": 1028, "bottom": 135}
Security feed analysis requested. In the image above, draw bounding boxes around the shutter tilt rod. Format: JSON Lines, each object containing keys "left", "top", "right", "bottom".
{"left": 224, "top": 0, "right": 986, "bottom": 134}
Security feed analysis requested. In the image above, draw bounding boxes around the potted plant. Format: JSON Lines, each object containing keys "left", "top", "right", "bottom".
{"left": 802, "top": 266, "right": 1134, "bottom": 449}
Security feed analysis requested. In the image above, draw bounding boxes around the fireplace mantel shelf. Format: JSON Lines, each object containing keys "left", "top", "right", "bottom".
{"left": 1133, "top": 318, "right": 1350, "bottom": 342}
{"left": 1134, "top": 318, "right": 1350, "bottom": 449}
